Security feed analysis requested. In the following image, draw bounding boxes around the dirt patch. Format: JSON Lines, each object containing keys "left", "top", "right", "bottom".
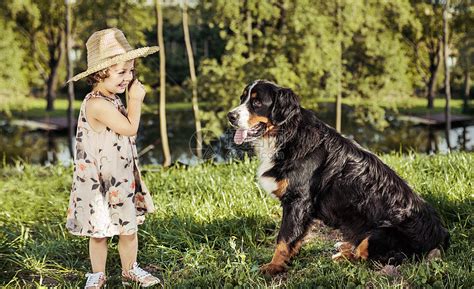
{"left": 15, "top": 271, "right": 81, "bottom": 287}
{"left": 303, "top": 220, "right": 344, "bottom": 245}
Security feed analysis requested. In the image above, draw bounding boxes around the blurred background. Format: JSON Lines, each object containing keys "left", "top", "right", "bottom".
{"left": 0, "top": 0, "right": 472, "bottom": 166}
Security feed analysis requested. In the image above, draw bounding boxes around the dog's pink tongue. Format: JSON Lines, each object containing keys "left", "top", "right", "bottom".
{"left": 234, "top": 128, "right": 247, "bottom": 145}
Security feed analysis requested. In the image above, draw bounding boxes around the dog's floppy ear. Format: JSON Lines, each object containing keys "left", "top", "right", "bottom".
{"left": 270, "top": 87, "right": 300, "bottom": 126}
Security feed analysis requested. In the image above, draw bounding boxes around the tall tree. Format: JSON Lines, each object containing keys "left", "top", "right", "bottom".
{"left": 452, "top": 0, "right": 473, "bottom": 113}
{"left": 460, "top": 47, "right": 472, "bottom": 113}
{"left": 443, "top": 0, "right": 451, "bottom": 151}
{"left": 3, "top": 0, "right": 66, "bottom": 111}
{"left": 335, "top": 0, "right": 342, "bottom": 133}
{"left": 34, "top": 0, "right": 66, "bottom": 111}
{"left": 182, "top": 0, "right": 203, "bottom": 159}
{"left": 65, "top": 0, "right": 75, "bottom": 157}
{"left": 156, "top": 0, "right": 171, "bottom": 167}
{"left": 43, "top": 2, "right": 65, "bottom": 111}
{"left": 0, "top": 19, "right": 29, "bottom": 114}
{"left": 408, "top": 1, "right": 444, "bottom": 109}
{"left": 199, "top": 0, "right": 416, "bottom": 134}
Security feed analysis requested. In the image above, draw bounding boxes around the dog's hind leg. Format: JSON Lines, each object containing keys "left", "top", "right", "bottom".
{"left": 331, "top": 238, "right": 373, "bottom": 262}
{"left": 260, "top": 202, "right": 313, "bottom": 276}
{"left": 355, "top": 237, "right": 370, "bottom": 260}
{"left": 354, "top": 228, "right": 408, "bottom": 264}
{"left": 332, "top": 242, "right": 356, "bottom": 261}
{"left": 331, "top": 228, "right": 408, "bottom": 264}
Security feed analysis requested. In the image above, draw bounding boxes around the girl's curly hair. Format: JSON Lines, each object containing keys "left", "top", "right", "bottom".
{"left": 86, "top": 68, "right": 110, "bottom": 86}
{"left": 86, "top": 61, "right": 138, "bottom": 86}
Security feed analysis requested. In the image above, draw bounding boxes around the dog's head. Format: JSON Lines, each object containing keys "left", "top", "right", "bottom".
{"left": 227, "top": 80, "right": 300, "bottom": 144}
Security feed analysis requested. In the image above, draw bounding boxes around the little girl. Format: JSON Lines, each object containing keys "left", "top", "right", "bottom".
{"left": 66, "top": 28, "right": 161, "bottom": 288}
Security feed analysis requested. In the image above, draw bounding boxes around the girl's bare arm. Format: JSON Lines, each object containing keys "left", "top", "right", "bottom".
{"left": 86, "top": 80, "right": 146, "bottom": 136}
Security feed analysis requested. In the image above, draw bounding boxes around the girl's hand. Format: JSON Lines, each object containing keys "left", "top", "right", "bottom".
{"left": 128, "top": 79, "right": 146, "bottom": 101}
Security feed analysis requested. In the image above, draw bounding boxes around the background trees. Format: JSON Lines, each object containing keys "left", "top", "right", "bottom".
{"left": 452, "top": 0, "right": 474, "bottom": 113}
{"left": 198, "top": 0, "right": 425, "bottom": 133}
{"left": 0, "top": 0, "right": 471, "bottom": 133}
{"left": 0, "top": 19, "right": 29, "bottom": 114}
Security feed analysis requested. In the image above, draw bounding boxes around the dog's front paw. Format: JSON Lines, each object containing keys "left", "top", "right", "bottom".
{"left": 260, "top": 263, "right": 288, "bottom": 276}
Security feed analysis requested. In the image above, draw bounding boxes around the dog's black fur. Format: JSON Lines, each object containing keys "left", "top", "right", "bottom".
{"left": 228, "top": 80, "right": 449, "bottom": 275}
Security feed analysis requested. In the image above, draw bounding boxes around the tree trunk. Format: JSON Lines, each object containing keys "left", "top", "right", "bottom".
{"left": 443, "top": 0, "right": 451, "bottom": 151}
{"left": 463, "top": 58, "right": 471, "bottom": 113}
{"left": 204, "top": 37, "right": 209, "bottom": 58}
{"left": 183, "top": 0, "right": 203, "bottom": 159}
{"left": 427, "top": 41, "right": 442, "bottom": 109}
{"left": 246, "top": 2, "right": 252, "bottom": 57}
{"left": 66, "top": 0, "right": 75, "bottom": 158}
{"left": 46, "top": 67, "right": 58, "bottom": 111}
{"left": 335, "top": 0, "right": 342, "bottom": 133}
{"left": 46, "top": 42, "right": 63, "bottom": 111}
{"left": 45, "top": 29, "right": 64, "bottom": 111}
{"left": 276, "top": 0, "right": 287, "bottom": 32}
{"left": 156, "top": 0, "right": 171, "bottom": 167}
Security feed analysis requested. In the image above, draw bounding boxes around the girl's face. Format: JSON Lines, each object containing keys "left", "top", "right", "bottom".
{"left": 95, "top": 60, "right": 135, "bottom": 96}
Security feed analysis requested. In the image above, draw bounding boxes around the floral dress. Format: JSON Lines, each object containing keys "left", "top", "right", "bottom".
{"left": 66, "top": 91, "right": 155, "bottom": 237}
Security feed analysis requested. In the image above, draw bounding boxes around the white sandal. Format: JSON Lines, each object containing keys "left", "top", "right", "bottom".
{"left": 84, "top": 271, "right": 106, "bottom": 288}
{"left": 122, "top": 262, "right": 161, "bottom": 287}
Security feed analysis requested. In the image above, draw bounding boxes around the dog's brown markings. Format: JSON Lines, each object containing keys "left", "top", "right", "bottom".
{"left": 272, "top": 241, "right": 291, "bottom": 265}
{"left": 337, "top": 241, "right": 354, "bottom": 252}
{"left": 331, "top": 241, "right": 356, "bottom": 261}
{"left": 273, "top": 179, "right": 288, "bottom": 199}
{"left": 261, "top": 239, "right": 306, "bottom": 276}
{"left": 331, "top": 239, "right": 370, "bottom": 262}
{"left": 248, "top": 115, "right": 270, "bottom": 127}
{"left": 251, "top": 92, "right": 257, "bottom": 98}
{"left": 260, "top": 241, "right": 290, "bottom": 275}
{"left": 289, "top": 239, "right": 304, "bottom": 258}
{"left": 263, "top": 123, "right": 279, "bottom": 137}
{"left": 355, "top": 238, "right": 369, "bottom": 260}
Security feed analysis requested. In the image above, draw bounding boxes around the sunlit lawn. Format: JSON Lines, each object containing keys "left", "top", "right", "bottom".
{"left": 7, "top": 98, "right": 201, "bottom": 119}
{"left": 0, "top": 153, "right": 472, "bottom": 288}
{"left": 6, "top": 95, "right": 469, "bottom": 120}
{"left": 309, "top": 97, "right": 467, "bottom": 115}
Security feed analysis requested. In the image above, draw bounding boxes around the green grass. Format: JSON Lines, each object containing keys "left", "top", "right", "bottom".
{"left": 309, "top": 97, "right": 468, "bottom": 116}
{"left": 6, "top": 98, "right": 209, "bottom": 119}
{"left": 7, "top": 95, "right": 470, "bottom": 120}
{"left": 394, "top": 98, "right": 468, "bottom": 116}
{"left": 6, "top": 98, "right": 83, "bottom": 119}
{"left": 0, "top": 153, "right": 472, "bottom": 288}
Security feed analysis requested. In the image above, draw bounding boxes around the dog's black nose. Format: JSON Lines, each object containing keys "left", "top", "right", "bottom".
{"left": 227, "top": 111, "right": 238, "bottom": 125}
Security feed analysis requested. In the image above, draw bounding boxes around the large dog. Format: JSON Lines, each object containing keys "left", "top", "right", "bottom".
{"left": 227, "top": 80, "right": 449, "bottom": 276}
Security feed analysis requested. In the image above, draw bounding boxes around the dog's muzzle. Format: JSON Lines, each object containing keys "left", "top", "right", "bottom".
{"left": 227, "top": 111, "right": 239, "bottom": 127}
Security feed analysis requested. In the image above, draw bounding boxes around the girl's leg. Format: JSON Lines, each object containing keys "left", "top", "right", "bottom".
{"left": 119, "top": 233, "right": 161, "bottom": 286}
{"left": 118, "top": 233, "right": 138, "bottom": 271}
{"left": 89, "top": 237, "right": 108, "bottom": 273}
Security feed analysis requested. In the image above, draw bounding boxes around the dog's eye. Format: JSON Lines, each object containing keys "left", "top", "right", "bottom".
{"left": 252, "top": 99, "right": 262, "bottom": 108}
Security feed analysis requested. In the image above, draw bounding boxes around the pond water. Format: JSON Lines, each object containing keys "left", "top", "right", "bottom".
{"left": 1, "top": 104, "right": 472, "bottom": 166}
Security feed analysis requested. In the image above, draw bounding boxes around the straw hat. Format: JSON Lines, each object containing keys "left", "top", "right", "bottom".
{"left": 67, "top": 28, "right": 159, "bottom": 82}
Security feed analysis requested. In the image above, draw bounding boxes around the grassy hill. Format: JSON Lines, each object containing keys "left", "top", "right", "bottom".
{"left": 0, "top": 153, "right": 472, "bottom": 288}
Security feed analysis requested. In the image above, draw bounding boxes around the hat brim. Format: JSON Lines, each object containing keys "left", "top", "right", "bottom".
{"left": 67, "top": 46, "right": 159, "bottom": 83}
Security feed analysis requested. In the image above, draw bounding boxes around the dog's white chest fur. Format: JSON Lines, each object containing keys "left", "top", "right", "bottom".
{"left": 255, "top": 138, "right": 278, "bottom": 196}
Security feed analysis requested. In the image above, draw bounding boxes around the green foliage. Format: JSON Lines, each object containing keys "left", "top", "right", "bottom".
{"left": 0, "top": 153, "right": 472, "bottom": 287}
{"left": 451, "top": 0, "right": 474, "bottom": 100}
{"left": 404, "top": 1, "right": 445, "bottom": 92}
{"left": 198, "top": 0, "right": 422, "bottom": 134}
{"left": 71, "top": 1, "right": 156, "bottom": 94}
{"left": 0, "top": 19, "right": 29, "bottom": 114}
{"left": 0, "top": 0, "right": 471, "bottom": 131}
{"left": 1, "top": 0, "right": 68, "bottom": 110}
